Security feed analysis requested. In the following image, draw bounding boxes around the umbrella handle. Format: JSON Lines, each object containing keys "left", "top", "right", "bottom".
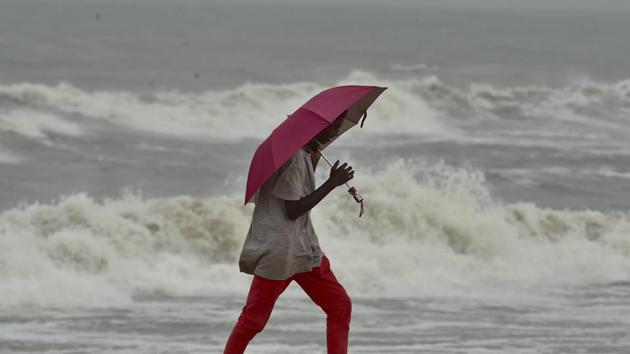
{"left": 348, "top": 186, "right": 362, "bottom": 202}
{"left": 319, "top": 151, "right": 365, "bottom": 218}
{"left": 348, "top": 186, "right": 365, "bottom": 218}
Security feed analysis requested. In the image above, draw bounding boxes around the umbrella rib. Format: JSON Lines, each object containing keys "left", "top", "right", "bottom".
{"left": 297, "top": 107, "right": 328, "bottom": 122}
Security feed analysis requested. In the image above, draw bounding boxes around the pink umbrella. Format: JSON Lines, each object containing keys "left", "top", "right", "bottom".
{"left": 244, "top": 85, "right": 387, "bottom": 214}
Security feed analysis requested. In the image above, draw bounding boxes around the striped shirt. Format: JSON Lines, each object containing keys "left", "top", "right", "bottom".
{"left": 239, "top": 148, "right": 324, "bottom": 280}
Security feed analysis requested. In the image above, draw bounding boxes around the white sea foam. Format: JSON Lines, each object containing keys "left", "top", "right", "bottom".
{"left": 0, "top": 109, "right": 82, "bottom": 139}
{"left": 590, "top": 166, "right": 630, "bottom": 180}
{"left": 1, "top": 72, "right": 628, "bottom": 152}
{"left": 0, "top": 150, "right": 21, "bottom": 163}
{"left": 0, "top": 72, "right": 451, "bottom": 142}
{"left": 1, "top": 162, "right": 629, "bottom": 309}
{"left": 388, "top": 63, "right": 436, "bottom": 72}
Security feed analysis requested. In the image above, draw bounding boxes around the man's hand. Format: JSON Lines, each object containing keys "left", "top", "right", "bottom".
{"left": 328, "top": 160, "right": 354, "bottom": 187}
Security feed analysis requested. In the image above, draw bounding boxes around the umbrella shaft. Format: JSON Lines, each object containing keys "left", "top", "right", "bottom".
{"left": 319, "top": 151, "right": 351, "bottom": 189}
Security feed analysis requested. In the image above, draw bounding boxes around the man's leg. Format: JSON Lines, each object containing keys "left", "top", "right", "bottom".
{"left": 223, "top": 274, "right": 292, "bottom": 354}
{"left": 294, "top": 255, "right": 352, "bottom": 354}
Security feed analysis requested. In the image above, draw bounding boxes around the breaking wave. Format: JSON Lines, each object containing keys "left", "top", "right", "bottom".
{"left": 1, "top": 161, "right": 629, "bottom": 309}
{"left": 1, "top": 70, "right": 628, "bottom": 148}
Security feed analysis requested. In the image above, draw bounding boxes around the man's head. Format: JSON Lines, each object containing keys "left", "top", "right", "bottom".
{"left": 307, "top": 110, "right": 347, "bottom": 150}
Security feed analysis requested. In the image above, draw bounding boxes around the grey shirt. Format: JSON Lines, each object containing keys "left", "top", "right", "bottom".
{"left": 239, "top": 148, "right": 324, "bottom": 280}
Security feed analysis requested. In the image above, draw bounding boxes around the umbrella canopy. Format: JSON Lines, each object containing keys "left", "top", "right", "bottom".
{"left": 244, "top": 85, "right": 387, "bottom": 204}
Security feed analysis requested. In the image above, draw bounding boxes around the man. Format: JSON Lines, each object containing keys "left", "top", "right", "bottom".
{"left": 224, "top": 110, "right": 354, "bottom": 354}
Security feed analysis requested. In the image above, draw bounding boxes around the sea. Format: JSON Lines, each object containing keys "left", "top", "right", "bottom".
{"left": 1, "top": 1, "right": 630, "bottom": 353}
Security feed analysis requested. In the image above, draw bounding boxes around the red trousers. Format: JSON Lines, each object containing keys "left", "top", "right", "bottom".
{"left": 223, "top": 255, "right": 352, "bottom": 354}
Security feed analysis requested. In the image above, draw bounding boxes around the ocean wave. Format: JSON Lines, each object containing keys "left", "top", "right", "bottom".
{"left": 590, "top": 166, "right": 630, "bottom": 180}
{"left": 0, "top": 150, "right": 21, "bottom": 164}
{"left": 0, "top": 74, "right": 447, "bottom": 141}
{"left": 1, "top": 161, "right": 629, "bottom": 309}
{"left": 1, "top": 71, "right": 628, "bottom": 151}
{"left": 0, "top": 109, "right": 82, "bottom": 139}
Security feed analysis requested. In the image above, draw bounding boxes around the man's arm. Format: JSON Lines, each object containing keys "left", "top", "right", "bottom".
{"left": 284, "top": 161, "right": 353, "bottom": 220}
{"left": 285, "top": 179, "right": 335, "bottom": 220}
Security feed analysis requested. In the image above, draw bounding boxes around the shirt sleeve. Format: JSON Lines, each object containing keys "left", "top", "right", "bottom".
{"left": 272, "top": 164, "right": 306, "bottom": 201}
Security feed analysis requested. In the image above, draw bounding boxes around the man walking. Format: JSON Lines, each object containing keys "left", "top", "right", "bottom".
{"left": 224, "top": 112, "right": 354, "bottom": 354}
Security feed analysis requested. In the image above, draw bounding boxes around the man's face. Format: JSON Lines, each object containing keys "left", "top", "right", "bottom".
{"left": 314, "top": 116, "right": 344, "bottom": 145}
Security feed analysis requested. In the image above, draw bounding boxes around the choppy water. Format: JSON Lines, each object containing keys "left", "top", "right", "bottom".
{"left": 1, "top": 1, "right": 630, "bottom": 353}
{"left": 2, "top": 288, "right": 630, "bottom": 354}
